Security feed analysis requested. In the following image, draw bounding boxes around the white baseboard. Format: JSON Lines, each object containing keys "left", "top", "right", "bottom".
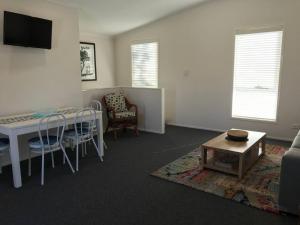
{"left": 267, "top": 136, "right": 293, "bottom": 142}
{"left": 138, "top": 127, "right": 165, "bottom": 134}
{"left": 111, "top": 126, "right": 164, "bottom": 134}
{"left": 167, "top": 122, "right": 225, "bottom": 133}
{"left": 167, "top": 122, "right": 293, "bottom": 142}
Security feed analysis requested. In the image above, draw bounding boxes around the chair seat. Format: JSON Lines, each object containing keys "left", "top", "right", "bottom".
{"left": 28, "top": 136, "right": 59, "bottom": 149}
{"left": 64, "top": 128, "right": 89, "bottom": 139}
{"left": 109, "top": 111, "right": 136, "bottom": 119}
{"left": 0, "top": 138, "right": 9, "bottom": 152}
{"left": 76, "top": 123, "right": 99, "bottom": 137}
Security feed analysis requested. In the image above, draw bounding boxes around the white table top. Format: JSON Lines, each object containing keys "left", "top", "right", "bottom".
{"left": 0, "top": 107, "right": 102, "bottom": 131}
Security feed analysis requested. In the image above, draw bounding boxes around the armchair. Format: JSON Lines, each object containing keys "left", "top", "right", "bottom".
{"left": 102, "top": 93, "right": 139, "bottom": 139}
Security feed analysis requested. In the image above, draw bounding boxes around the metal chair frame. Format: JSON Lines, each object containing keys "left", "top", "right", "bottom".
{"left": 28, "top": 113, "right": 75, "bottom": 185}
{"left": 64, "top": 108, "right": 103, "bottom": 171}
{"left": 90, "top": 100, "right": 107, "bottom": 150}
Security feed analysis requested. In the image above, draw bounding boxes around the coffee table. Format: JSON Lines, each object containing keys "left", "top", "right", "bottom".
{"left": 201, "top": 130, "right": 266, "bottom": 179}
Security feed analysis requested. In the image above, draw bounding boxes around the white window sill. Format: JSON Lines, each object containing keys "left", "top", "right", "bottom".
{"left": 231, "top": 116, "right": 278, "bottom": 124}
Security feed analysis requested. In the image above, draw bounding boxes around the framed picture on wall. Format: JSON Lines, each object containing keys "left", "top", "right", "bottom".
{"left": 80, "top": 42, "right": 97, "bottom": 81}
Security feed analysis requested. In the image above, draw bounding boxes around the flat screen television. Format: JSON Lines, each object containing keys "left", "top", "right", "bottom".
{"left": 3, "top": 11, "right": 52, "bottom": 49}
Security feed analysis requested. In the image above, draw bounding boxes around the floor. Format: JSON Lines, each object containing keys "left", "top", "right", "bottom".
{"left": 0, "top": 126, "right": 298, "bottom": 225}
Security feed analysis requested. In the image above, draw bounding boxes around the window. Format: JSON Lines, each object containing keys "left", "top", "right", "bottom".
{"left": 131, "top": 42, "right": 158, "bottom": 88}
{"left": 232, "top": 30, "right": 283, "bottom": 122}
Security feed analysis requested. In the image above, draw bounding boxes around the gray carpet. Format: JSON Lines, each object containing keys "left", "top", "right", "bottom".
{"left": 0, "top": 125, "right": 298, "bottom": 225}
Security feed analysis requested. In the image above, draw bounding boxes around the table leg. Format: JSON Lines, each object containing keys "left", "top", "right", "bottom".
{"left": 238, "top": 154, "right": 244, "bottom": 180}
{"left": 201, "top": 147, "right": 207, "bottom": 165}
{"left": 8, "top": 133, "right": 22, "bottom": 188}
{"left": 261, "top": 137, "right": 266, "bottom": 155}
{"left": 96, "top": 114, "right": 104, "bottom": 157}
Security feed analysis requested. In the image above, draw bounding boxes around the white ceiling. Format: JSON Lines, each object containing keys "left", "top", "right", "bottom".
{"left": 47, "top": 0, "right": 207, "bottom": 36}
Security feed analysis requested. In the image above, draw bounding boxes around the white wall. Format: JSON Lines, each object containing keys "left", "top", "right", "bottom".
{"left": 0, "top": 0, "right": 83, "bottom": 116}
{"left": 114, "top": 0, "right": 300, "bottom": 140}
{"left": 80, "top": 33, "right": 115, "bottom": 90}
{"left": 122, "top": 87, "right": 165, "bottom": 134}
{"left": 0, "top": 0, "right": 85, "bottom": 166}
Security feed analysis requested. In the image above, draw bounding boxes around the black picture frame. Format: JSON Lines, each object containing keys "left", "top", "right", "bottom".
{"left": 80, "top": 42, "right": 97, "bottom": 81}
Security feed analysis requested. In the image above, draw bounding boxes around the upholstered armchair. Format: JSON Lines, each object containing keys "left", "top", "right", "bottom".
{"left": 102, "top": 93, "right": 139, "bottom": 139}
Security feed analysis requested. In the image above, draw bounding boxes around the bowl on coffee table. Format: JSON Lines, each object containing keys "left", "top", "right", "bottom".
{"left": 226, "top": 129, "right": 249, "bottom": 142}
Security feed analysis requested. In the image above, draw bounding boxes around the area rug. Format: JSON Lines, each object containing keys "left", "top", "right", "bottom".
{"left": 152, "top": 144, "right": 287, "bottom": 214}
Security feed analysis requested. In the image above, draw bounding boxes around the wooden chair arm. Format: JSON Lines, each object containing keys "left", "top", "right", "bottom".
{"left": 106, "top": 107, "right": 116, "bottom": 119}
{"left": 106, "top": 106, "right": 114, "bottom": 112}
{"left": 127, "top": 104, "right": 137, "bottom": 113}
{"left": 125, "top": 98, "right": 137, "bottom": 113}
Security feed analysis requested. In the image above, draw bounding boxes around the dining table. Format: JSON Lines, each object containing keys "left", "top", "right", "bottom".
{"left": 0, "top": 107, "right": 104, "bottom": 188}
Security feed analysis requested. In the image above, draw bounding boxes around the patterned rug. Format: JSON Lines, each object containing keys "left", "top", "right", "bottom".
{"left": 152, "top": 144, "right": 287, "bottom": 214}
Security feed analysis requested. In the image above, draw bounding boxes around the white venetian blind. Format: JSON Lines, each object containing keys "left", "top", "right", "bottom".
{"left": 131, "top": 42, "right": 158, "bottom": 88}
{"left": 232, "top": 30, "right": 283, "bottom": 121}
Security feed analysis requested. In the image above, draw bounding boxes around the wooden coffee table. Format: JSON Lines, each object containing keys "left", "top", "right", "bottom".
{"left": 201, "top": 130, "right": 266, "bottom": 179}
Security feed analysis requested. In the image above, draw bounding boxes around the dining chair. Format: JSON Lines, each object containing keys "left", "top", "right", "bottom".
{"left": 0, "top": 138, "right": 9, "bottom": 174}
{"left": 27, "top": 113, "right": 75, "bottom": 185}
{"left": 90, "top": 100, "right": 108, "bottom": 150}
{"left": 75, "top": 100, "right": 107, "bottom": 158}
{"left": 90, "top": 99, "right": 103, "bottom": 111}
{"left": 64, "top": 108, "right": 103, "bottom": 171}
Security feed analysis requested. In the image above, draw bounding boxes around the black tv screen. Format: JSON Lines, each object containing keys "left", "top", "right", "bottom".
{"left": 3, "top": 11, "right": 52, "bottom": 49}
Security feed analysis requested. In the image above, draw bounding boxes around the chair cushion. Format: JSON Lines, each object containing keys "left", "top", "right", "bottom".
{"left": 64, "top": 128, "right": 89, "bottom": 138}
{"left": 109, "top": 111, "right": 136, "bottom": 119}
{"left": 0, "top": 138, "right": 9, "bottom": 152}
{"left": 28, "top": 136, "right": 59, "bottom": 149}
{"left": 105, "top": 94, "right": 127, "bottom": 113}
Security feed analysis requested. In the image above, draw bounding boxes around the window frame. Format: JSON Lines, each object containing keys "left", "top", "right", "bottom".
{"left": 230, "top": 27, "right": 285, "bottom": 123}
{"left": 130, "top": 40, "right": 159, "bottom": 89}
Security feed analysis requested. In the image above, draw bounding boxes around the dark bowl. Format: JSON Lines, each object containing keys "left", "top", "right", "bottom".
{"left": 226, "top": 135, "right": 248, "bottom": 142}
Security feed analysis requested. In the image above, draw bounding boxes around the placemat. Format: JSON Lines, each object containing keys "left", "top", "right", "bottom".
{"left": 0, "top": 108, "right": 78, "bottom": 125}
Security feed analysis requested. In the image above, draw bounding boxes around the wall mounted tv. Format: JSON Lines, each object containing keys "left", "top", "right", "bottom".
{"left": 3, "top": 11, "right": 52, "bottom": 49}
